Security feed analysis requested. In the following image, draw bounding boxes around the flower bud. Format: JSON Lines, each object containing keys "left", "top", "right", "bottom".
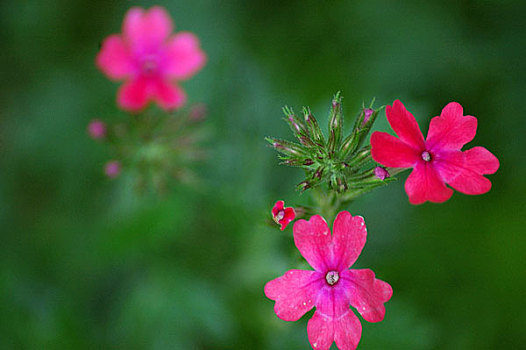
{"left": 361, "top": 108, "right": 374, "bottom": 126}
{"left": 104, "top": 160, "right": 121, "bottom": 178}
{"left": 266, "top": 137, "right": 307, "bottom": 158}
{"left": 283, "top": 106, "right": 308, "bottom": 138}
{"left": 303, "top": 108, "right": 326, "bottom": 145}
{"left": 328, "top": 92, "right": 343, "bottom": 153}
{"left": 297, "top": 180, "right": 312, "bottom": 192}
{"left": 339, "top": 180, "right": 347, "bottom": 193}
{"left": 189, "top": 103, "right": 207, "bottom": 122}
{"left": 346, "top": 148, "right": 371, "bottom": 168}
{"left": 374, "top": 166, "right": 390, "bottom": 180}
{"left": 299, "top": 136, "right": 315, "bottom": 147}
{"left": 313, "top": 166, "right": 324, "bottom": 180}
{"left": 88, "top": 119, "right": 107, "bottom": 140}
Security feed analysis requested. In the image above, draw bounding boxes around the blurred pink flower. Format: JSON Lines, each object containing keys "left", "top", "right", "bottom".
{"left": 371, "top": 100, "right": 499, "bottom": 204}
{"left": 265, "top": 212, "right": 392, "bottom": 350}
{"left": 87, "top": 119, "right": 107, "bottom": 139}
{"left": 96, "top": 6, "right": 206, "bottom": 112}
{"left": 104, "top": 160, "right": 121, "bottom": 178}
{"left": 271, "top": 200, "right": 295, "bottom": 230}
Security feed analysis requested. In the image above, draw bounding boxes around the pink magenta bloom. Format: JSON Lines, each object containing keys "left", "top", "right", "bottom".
{"left": 96, "top": 6, "right": 206, "bottom": 111}
{"left": 265, "top": 212, "right": 392, "bottom": 350}
{"left": 87, "top": 119, "right": 107, "bottom": 139}
{"left": 371, "top": 100, "right": 499, "bottom": 204}
{"left": 271, "top": 200, "right": 296, "bottom": 231}
{"left": 104, "top": 160, "right": 121, "bottom": 178}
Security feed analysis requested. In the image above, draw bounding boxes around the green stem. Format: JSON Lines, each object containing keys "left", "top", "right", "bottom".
{"left": 310, "top": 186, "right": 344, "bottom": 223}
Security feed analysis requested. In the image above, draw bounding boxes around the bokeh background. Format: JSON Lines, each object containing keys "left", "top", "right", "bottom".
{"left": 1, "top": 0, "right": 525, "bottom": 349}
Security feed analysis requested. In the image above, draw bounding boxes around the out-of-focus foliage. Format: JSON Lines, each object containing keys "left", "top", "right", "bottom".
{"left": 1, "top": 0, "right": 525, "bottom": 349}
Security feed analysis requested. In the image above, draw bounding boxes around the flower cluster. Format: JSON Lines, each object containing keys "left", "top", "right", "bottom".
{"left": 266, "top": 94, "right": 498, "bottom": 349}
{"left": 267, "top": 94, "right": 392, "bottom": 195}
{"left": 92, "top": 7, "right": 500, "bottom": 350}
{"left": 90, "top": 6, "right": 207, "bottom": 190}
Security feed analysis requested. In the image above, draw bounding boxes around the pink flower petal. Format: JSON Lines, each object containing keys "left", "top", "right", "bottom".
{"left": 164, "top": 32, "right": 207, "bottom": 80}
{"left": 333, "top": 312, "right": 362, "bottom": 350}
{"left": 458, "top": 146, "right": 499, "bottom": 174}
{"left": 271, "top": 200, "right": 285, "bottom": 216}
{"left": 152, "top": 80, "right": 186, "bottom": 110}
{"left": 307, "top": 312, "right": 335, "bottom": 350}
{"left": 117, "top": 77, "right": 150, "bottom": 111}
{"left": 371, "top": 131, "right": 420, "bottom": 168}
{"left": 307, "top": 288, "right": 362, "bottom": 350}
{"left": 279, "top": 207, "right": 296, "bottom": 231}
{"left": 264, "top": 270, "right": 322, "bottom": 322}
{"left": 96, "top": 35, "right": 134, "bottom": 80}
{"left": 426, "top": 102, "right": 478, "bottom": 151}
{"left": 435, "top": 147, "right": 499, "bottom": 195}
{"left": 342, "top": 269, "right": 393, "bottom": 323}
{"left": 123, "top": 7, "right": 173, "bottom": 51}
{"left": 293, "top": 215, "right": 332, "bottom": 272}
{"left": 405, "top": 162, "right": 453, "bottom": 204}
{"left": 331, "top": 212, "right": 367, "bottom": 270}
{"left": 385, "top": 100, "right": 425, "bottom": 150}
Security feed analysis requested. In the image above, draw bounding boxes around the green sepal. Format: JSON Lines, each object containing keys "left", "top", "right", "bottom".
{"left": 303, "top": 107, "right": 326, "bottom": 145}
{"left": 283, "top": 106, "right": 310, "bottom": 141}
{"left": 353, "top": 108, "right": 382, "bottom": 151}
{"left": 327, "top": 92, "right": 343, "bottom": 155}
{"left": 265, "top": 137, "right": 309, "bottom": 158}
{"left": 345, "top": 147, "right": 371, "bottom": 168}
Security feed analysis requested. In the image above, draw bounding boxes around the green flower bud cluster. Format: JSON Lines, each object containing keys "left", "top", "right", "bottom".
{"left": 266, "top": 92, "right": 393, "bottom": 196}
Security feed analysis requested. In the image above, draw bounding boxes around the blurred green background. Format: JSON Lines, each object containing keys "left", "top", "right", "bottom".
{"left": 1, "top": 0, "right": 525, "bottom": 349}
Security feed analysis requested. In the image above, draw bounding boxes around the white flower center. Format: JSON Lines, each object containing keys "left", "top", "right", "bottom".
{"left": 421, "top": 151, "right": 432, "bottom": 162}
{"left": 325, "top": 271, "right": 339, "bottom": 286}
{"left": 275, "top": 210, "right": 285, "bottom": 221}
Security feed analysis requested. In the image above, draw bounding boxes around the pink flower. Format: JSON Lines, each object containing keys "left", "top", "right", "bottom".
{"left": 271, "top": 200, "right": 296, "bottom": 230}
{"left": 371, "top": 100, "right": 499, "bottom": 204}
{"left": 96, "top": 6, "right": 206, "bottom": 112}
{"left": 104, "top": 160, "right": 121, "bottom": 178}
{"left": 265, "top": 212, "right": 392, "bottom": 350}
{"left": 87, "top": 119, "right": 107, "bottom": 139}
